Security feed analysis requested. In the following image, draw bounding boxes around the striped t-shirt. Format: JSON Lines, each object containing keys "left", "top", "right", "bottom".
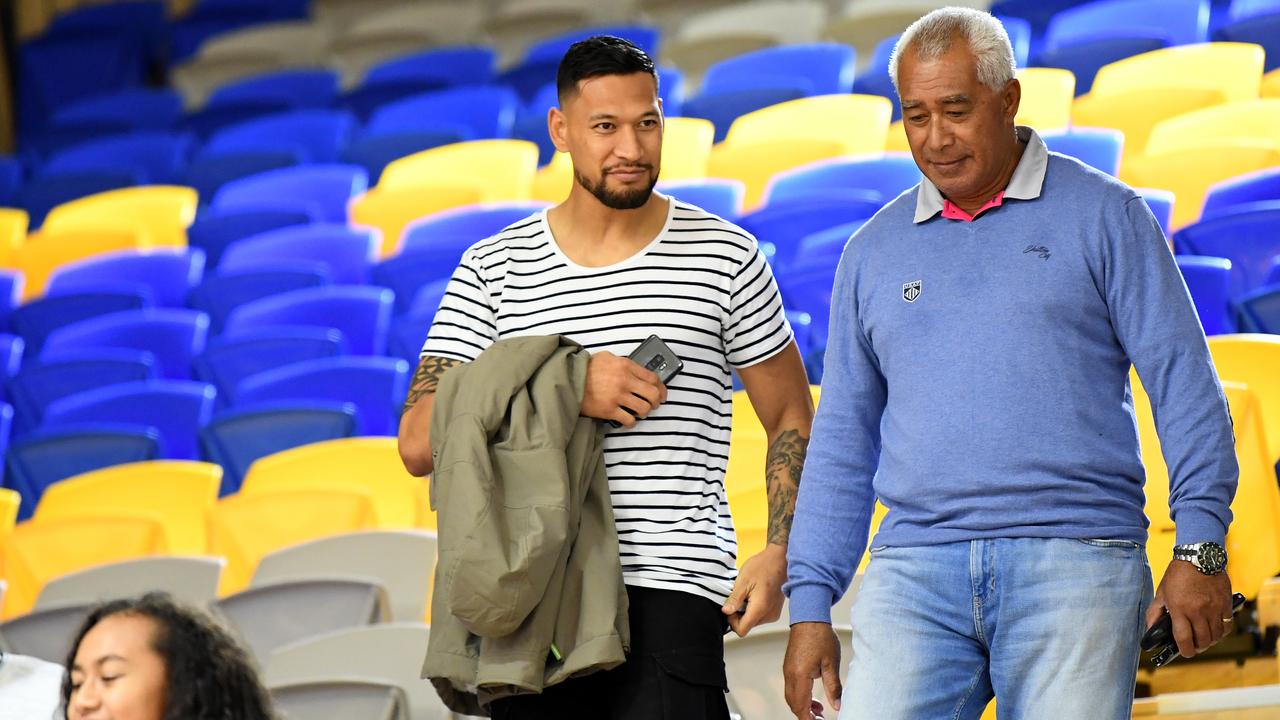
{"left": 421, "top": 196, "right": 793, "bottom": 604}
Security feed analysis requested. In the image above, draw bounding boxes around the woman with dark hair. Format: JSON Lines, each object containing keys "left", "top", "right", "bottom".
{"left": 62, "top": 592, "right": 274, "bottom": 720}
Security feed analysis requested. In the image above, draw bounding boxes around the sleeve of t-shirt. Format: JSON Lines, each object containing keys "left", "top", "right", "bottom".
{"left": 419, "top": 245, "right": 499, "bottom": 362}
{"left": 724, "top": 239, "right": 793, "bottom": 368}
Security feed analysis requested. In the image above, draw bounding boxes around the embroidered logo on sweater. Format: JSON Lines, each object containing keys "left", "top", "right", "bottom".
{"left": 902, "top": 280, "right": 922, "bottom": 303}
{"left": 1024, "top": 244, "right": 1051, "bottom": 260}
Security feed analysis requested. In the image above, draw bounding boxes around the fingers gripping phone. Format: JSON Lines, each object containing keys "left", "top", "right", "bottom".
{"left": 1141, "top": 592, "right": 1246, "bottom": 667}
{"left": 607, "top": 335, "right": 683, "bottom": 428}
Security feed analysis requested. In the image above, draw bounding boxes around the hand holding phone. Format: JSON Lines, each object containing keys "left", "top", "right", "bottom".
{"left": 1142, "top": 592, "right": 1245, "bottom": 667}
{"left": 604, "top": 335, "right": 683, "bottom": 428}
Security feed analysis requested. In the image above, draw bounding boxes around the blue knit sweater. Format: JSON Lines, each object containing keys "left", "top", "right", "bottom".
{"left": 785, "top": 143, "right": 1239, "bottom": 625}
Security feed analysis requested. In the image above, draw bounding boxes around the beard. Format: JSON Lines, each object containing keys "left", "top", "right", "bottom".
{"left": 575, "top": 165, "right": 658, "bottom": 210}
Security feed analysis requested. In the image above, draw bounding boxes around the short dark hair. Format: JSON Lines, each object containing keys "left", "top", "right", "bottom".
{"left": 62, "top": 592, "right": 274, "bottom": 720}
{"left": 556, "top": 35, "right": 657, "bottom": 102}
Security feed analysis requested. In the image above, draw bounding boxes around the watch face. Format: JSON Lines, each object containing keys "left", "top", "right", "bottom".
{"left": 1198, "top": 543, "right": 1227, "bottom": 573}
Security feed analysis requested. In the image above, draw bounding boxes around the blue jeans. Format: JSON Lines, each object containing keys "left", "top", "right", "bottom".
{"left": 839, "top": 538, "right": 1153, "bottom": 720}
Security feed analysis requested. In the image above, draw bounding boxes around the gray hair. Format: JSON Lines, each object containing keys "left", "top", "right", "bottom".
{"left": 888, "top": 7, "right": 1016, "bottom": 95}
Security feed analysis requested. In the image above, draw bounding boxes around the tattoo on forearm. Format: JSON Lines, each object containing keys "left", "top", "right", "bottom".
{"left": 404, "top": 356, "right": 462, "bottom": 410}
{"left": 766, "top": 428, "right": 809, "bottom": 546}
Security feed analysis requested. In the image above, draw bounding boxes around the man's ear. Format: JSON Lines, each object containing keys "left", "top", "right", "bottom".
{"left": 549, "top": 106, "right": 569, "bottom": 152}
{"left": 1003, "top": 77, "right": 1021, "bottom": 122}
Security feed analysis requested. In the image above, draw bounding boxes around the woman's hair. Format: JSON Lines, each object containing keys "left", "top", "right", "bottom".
{"left": 62, "top": 592, "right": 274, "bottom": 720}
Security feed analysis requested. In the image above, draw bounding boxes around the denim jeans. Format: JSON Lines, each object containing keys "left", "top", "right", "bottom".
{"left": 839, "top": 537, "right": 1153, "bottom": 720}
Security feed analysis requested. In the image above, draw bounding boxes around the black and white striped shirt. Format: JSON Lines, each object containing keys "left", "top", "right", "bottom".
{"left": 422, "top": 197, "right": 792, "bottom": 603}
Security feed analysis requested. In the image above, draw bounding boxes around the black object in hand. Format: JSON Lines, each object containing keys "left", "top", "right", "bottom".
{"left": 1142, "top": 592, "right": 1245, "bottom": 667}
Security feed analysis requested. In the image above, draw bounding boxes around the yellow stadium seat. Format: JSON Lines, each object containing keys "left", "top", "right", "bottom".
{"left": 2, "top": 515, "right": 167, "bottom": 617}
{"left": 208, "top": 488, "right": 377, "bottom": 594}
{"left": 1208, "top": 335, "right": 1280, "bottom": 468}
{"left": 885, "top": 120, "right": 910, "bottom": 152}
{"left": 0, "top": 208, "right": 29, "bottom": 269}
{"left": 378, "top": 140, "right": 539, "bottom": 201}
{"left": 32, "top": 461, "right": 221, "bottom": 554}
{"left": 1090, "top": 43, "right": 1266, "bottom": 103}
{"left": 41, "top": 186, "right": 198, "bottom": 249}
{"left": 1121, "top": 141, "right": 1280, "bottom": 230}
{"left": 1144, "top": 99, "right": 1280, "bottom": 156}
{"left": 14, "top": 226, "right": 151, "bottom": 300}
{"left": 531, "top": 152, "right": 572, "bottom": 203}
{"left": 349, "top": 185, "right": 483, "bottom": 257}
{"left": 239, "top": 437, "right": 425, "bottom": 529}
{"left": 709, "top": 138, "right": 848, "bottom": 211}
{"left": 662, "top": 116, "right": 715, "bottom": 181}
{"left": 1014, "top": 67, "right": 1074, "bottom": 132}
{"left": 1264, "top": 68, "right": 1280, "bottom": 99}
{"left": 724, "top": 94, "right": 893, "bottom": 158}
{"left": 0, "top": 488, "right": 17, "bottom": 576}
{"left": 1071, "top": 86, "right": 1227, "bottom": 161}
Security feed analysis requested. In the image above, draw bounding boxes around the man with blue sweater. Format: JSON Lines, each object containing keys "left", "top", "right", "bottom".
{"left": 781, "top": 8, "right": 1238, "bottom": 720}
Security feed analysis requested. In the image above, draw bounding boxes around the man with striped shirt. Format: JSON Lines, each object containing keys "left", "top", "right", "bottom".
{"left": 397, "top": 36, "right": 814, "bottom": 719}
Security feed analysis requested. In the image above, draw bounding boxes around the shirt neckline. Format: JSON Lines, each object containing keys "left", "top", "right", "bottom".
{"left": 540, "top": 193, "right": 675, "bottom": 272}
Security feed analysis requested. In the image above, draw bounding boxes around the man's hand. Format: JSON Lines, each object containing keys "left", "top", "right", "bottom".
{"left": 784, "top": 622, "right": 843, "bottom": 720}
{"left": 722, "top": 542, "right": 786, "bottom": 636}
{"left": 1146, "top": 560, "right": 1234, "bottom": 659}
{"left": 580, "top": 351, "right": 667, "bottom": 427}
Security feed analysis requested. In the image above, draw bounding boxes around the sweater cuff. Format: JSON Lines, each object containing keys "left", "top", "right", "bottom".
{"left": 787, "top": 585, "right": 835, "bottom": 625}
{"left": 1174, "top": 509, "right": 1228, "bottom": 547}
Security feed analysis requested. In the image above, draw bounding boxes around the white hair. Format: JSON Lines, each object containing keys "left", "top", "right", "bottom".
{"left": 888, "top": 7, "right": 1016, "bottom": 95}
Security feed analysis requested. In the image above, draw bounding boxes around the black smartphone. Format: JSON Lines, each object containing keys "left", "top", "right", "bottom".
{"left": 607, "top": 335, "right": 683, "bottom": 428}
{"left": 1142, "top": 592, "right": 1246, "bottom": 667}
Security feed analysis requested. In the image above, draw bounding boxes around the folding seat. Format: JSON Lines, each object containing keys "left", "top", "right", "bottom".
{"left": 350, "top": 186, "right": 485, "bottom": 257}
{"left": 1122, "top": 144, "right": 1280, "bottom": 230}
{"left": 211, "top": 164, "right": 369, "bottom": 224}
{"left": 4, "top": 426, "right": 160, "bottom": 521}
{"left": 252, "top": 530, "right": 437, "bottom": 623}
{"left": 16, "top": 36, "right": 147, "bottom": 143}
{"left": 1145, "top": 100, "right": 1280, "bottom": 157}
{"left": 378, "top": 139, "right": 540, "bottom": 201}
{"left": 0, "top": 335, "right": 23, "bottom": 392}
{"left": 700, "top": 43, "right": 855, "bottom": 98}
{"left": 269, "top": 681, "right": 407, "bottom": 720}
{"left": 657, "top": 179, "right": 744, "bottom": 220}
{"left": 399, "top": 202, "right": 547, "bottom": 257}
{"left": 739, "top": 198, "right": 882, "bottom": 271}
{"left": 360, "top": 46, "right": 496, "bottom": 90}
{"left": 187, "top": 269, "right": 330, "bottom": 334}
{"left": 170, "top": 55, "right": 286, "bottom": 110}
{"left": 206, "top": 69, "right": 341, "bottom": 111}
{"left": 0, "top": 487, "right": 16, "bottom": 542}
{"left": 34, "top": 556, "right": 224, "bottom": 611}
{"left": 13, "top": 227, "right": 152, "bottom": 301}
{"left": 374, "top": 255, "right": 476, "bottom": 318}
{"left": 656, "top": 117, "right": 715, "bottom": 181}
{"left": 42, "top": 185, "right": 199, "bottom": 248}
{"left": 40, "top": 131, "right": 194, "bottom": 185}
{"left": 524, "top": 24, "right": 661, "bottom": 64}
{"left": 17, "top": 170, "right": 140, "bottom": 230}
{"left": 723, "top": 94, "right": 892, "bottom": 158}
{"left": 1012, "top": 67, "right": 1074, "bottom": 132}
{"left": 0, "top": 163, "right": 21, "bottom": 216}
{"left": 1033, "top": 36, "right": 1168, "bottom": 97}
{"left": 223, "top": 285, "right": 391, "bottom": 355}
{"left": 1175, "top": 256, "right": 1235, "bottom": 336}
{"left": 233, "top": 356, "right": 408, "bottom": 436}
{"left": 51, "top": 88, "right": 183, "bottom": 134}
{"left": 339, "top": 9, "right": 488, "bottom": 84}
{"left": 46, "top": 249, "right": 205, "bottom": 308}
{"left": 1041, "top": 128, "right": 1124, "bottom": 177}
{"left": 765, "top": 154, "right": 922, "bottom": 207}
{"left": 200, "top": 403, "right": 358, "bottom": 495}
{"left": 7, "top": 349, "right": 154, "bottom": 434}
{"left": 238, "top": 437, "right": 427, "bottom": 530}
{"left": 0, "top": 270, "right": 20, "bottom": 334}
{"left": 1217, "top": 382, "right": 1280, "bottom": 599}
{"left": 40, "top": 380, "right": 217, "bottom": 461}
{"left": 1207, "top": 334, "right": 1280, "bottom": 467}
{"left": 32, "top": 460, "right": 221, "bottom": 554}
{"left": 194, "top": 327, "right": 345, "bottom": 406}
{"left": 663, "top": 1, "right": 826, "bottom": 81}
{"left": 182, "top": 147, "right": 299, "bottom": 200}
{"left": 41, "top": 308, "right": 210, "bottom": 380}
{"left": 186, "top": 206, "right": 314, "bottom": 272}
{"left": 1088, "top": 42, "right": 1265, "bottom": 103}
{"left": 207, "top": 488, "right": 378, "bottom": 593}
{"left": 483, "top": 0, "right": 601, "bottom": 64}
{"left": 218, "top": 224, "right": 377, "bottom": 286}
{"left": 195, "top": 20, "right": 332, "bottom": 70}
{"left": 365, "top": 86, "right": 521, "bottom": 141}
{"left": 708, "top": 139, "right": 849, "bottom": 212}
{"left": 1237, "top": 285, "right": 1280, "bottom": 333}
{"left": 0, "top": 601, "right": 93, "bottom": 661}
{"left": 341, "top": 130, "right": 465, "bottom": 184}
{"left": 1210, "top": 2, "right": 1280, "bottom": 72}
{"left": 852, "top": 34, "right": 901, "bottom": 113}
{"left": 9, "top": 290, "right": 149, "bottom": 358}
{"left": 201, "top": 109, "right": 357, "bottom": 164}
{"left": 1, "top": 515, "right": 166, "bottom": 618}
{"left": 1173, "top": 206, "right": 1280, "bottom": 294}
{"left": 1202, "top": 168, "right": 1280, "bottom": 220}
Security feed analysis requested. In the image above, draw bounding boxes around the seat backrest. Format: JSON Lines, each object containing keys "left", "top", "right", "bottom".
{"left": 270, "top": 680, "right": 407, "bottom": 720}
{"left": 702, "top": 42, "right": 856, "bottom": 97}
{"left": 8, "top": 351, "right": 156, "bottom": 432}
{"left": 207, "top": 68, "right": 341, "bottom": 110}
{"left": 1041, "top": 128, "right": 1124, "bottom": 177}
{"left": 40, "top": 308, "right": 211, "bottom": 380}
{"left": 1173, "top": 207, "right": 1280, "bottom": 294}
{"left": 186, "top": 207, "right": 314, "bottom": 272}
{"left": 200, "top": 403, "right": 358, "bottom": 495}
{"left": 187, "top": 267, "right": 329, "bottom": 334}
{"left": 708, "top": 138, "right": 849, "bottom": 211}
{"left": 0, "top": 601, "right": 93, "bottom": 662}
{"left": 10, "top": 291, "right": 149, "bottom": 359}
{"left": 42, "top": 185, "right": 198, "bottom": 249}
{"left": 221, "top": 286, "right": 393, "bottom": 357}
{"left": 1146, "top": 99, "right": 1280, "bottom": 156}
{"left": 4, "top": 425, "right": 161, "bottom": 521}
{"left": 1014, "top": 67, "right": 1075, "bottom": 131}
{"left": 1090, "top": 42, "right": 1265, "bottom": 102}
{"left": 14, "top": 227, "right": 149, "bottom": 299}
{"left": 211, "top": 163, "right": 369, "bottom": 224}
{"left": 1208, "top": 334, "right": 1280, "bottom": 465}
{"left": 724, "top": 94, "right": 892, "bottom": 156}
{"left": 766, "top": 153, "right": 922, "bottom": 207}
{"left": 46, "top": 248, "right": 206, "bottom": 307}
{"left": 1176, "top": 256, "right": 1235, "bottom": 336}
{"left": 348, "top": 185, "right": 484, "bottom": 257}
{"left": 35, "top": 556, "right": 224, "bottom": 611}
{"left": 1219, "top": 382, "right": 1280, "bottom": 599}
{"left": 1044, "top": 0, "right": 1209, "bottom": 51}
{"left": 41, "top": 380, "right": 217, "bottom": 460}
{"left": 203, "top": 109, "right": 356, "bottom": 164}
{"left": 378, "top": 140, "right": 539, "bottom": 201}
{"left": 365, "top": 85, "right": 520, "bottom": 140}
{"left": 1202, "top": 167, "right": 1280, "bottom": 220}
{"left": 218, "top": 224, "right": 377, "bottom": 286}
{"left": 194, "top": 327, "right": 345, "bottom": 404}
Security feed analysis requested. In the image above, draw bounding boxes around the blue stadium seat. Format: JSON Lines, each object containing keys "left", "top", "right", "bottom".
{"left": 990, "top": 0, "right": 1099, "bottom": 54}
{"left": 46, "top": 249, "right": 206, "bottom": 307}
{"left": 41, "top": 309, "right": 210, "bottom": 381}
{"left": 523, "top": 26, "right": 661, "bottom": 63}
{"left": 1031, "top": 36, "right": 1168, "bottom": 96}
{"left": 207, "top": 69, "right": 341, "bottom": 111}
{"left": 4, "top": 423, "right": 160, "bottom": 520}
{"left": 363, "top": 47, "right": 498, "bottom": 89}
{"left": 201, "top": 110, "right": 357, "bottom": 164}
{"left": 1046, "top": 0, "right": 1209, "bottom": 49}
{"left": 739, "top": 198, "right": 884, "bottom": 271}
{"left": 387, "top": 295, "right": 443, "bottom": 368}
{"left": 1139, "top": 188, "right": 1175, "bottom": 239}
{"left": 683, "top": 87, "right": 808, "bottom": 144}
{"left": 233, "top": 356, "right": 409, "bottom": 436}
{"left": 0, "top": 271, "right": 23, "bottom": 333}
{"left": 371, "top": 254, "right": 460, "bottom": 318}
{"left": 194, "top": 327, "right": 345, "bottom": 407}
{"left": 336, "top": 81, "right": 448, "bottom": 122}
{"left": 6, "top": 349, "right": 156, "bottom": 435}
{"left": 17, "top": 36, "right": 147, "bottom": 145}
{"left": 792, "top": 220, "right": 868, "bottom": 275}
{"left": 778, "top": 263, "right": 838, "bottom": 356}
{"left": 187, "top": 207, "right": 315, "bottom": 272}
{"left": 9, "top": 290, "right": 150, "bottom": 361}
{"left": 658, "top": 180, "right": 744, "bottom": 220}
{"left": 1042, "top": 127, "right": 1124, "bottom": 176}
{"left": 1202, "top": 168, "right": 1280, "bottom": 220}
{"left": 218, "top": 224, "right": 377, "bottom": 285}
{"left": 187, "top": 268, "right": 330, "bottom": 334}
{"left": 851, "top": 36, "right": 899, "bottom": 116}
{"left": 365, "top": 86, "right": 520, "bottom": 140}
{"left": 1176, "top": 255, "right": 1236, "bottom": 335}
{"left": 182, "top": 102, "right": 295, "bottom": 141}
{"left": 0, "top": 335, "right": 25, "bottom": 402}
{"left": 1237, "top": 284, "right": 1280, "bottom": 333}
{"left": 701, "top": 44, "right": 856, "bottom": 97}
{"left": 43, "top": 0, "right": 165, "bottom": 66}
{"left": 1215, "top": 4, "right": 1280, "bottom": 71}
{"left": 211, "top": 164, "right": 369, "bottom": 224}
{"left": 1174, "top": 205, "right": 1280, "bottom": 296}
{"left": 1267, "top": 256, "right": 1280, "bottom": 287}
{"left": 340, "top": 129, "right": 465, "bottom": 183}
{"left": 399, "top": 202, "right": 546, "bottom": 255}
{"left": 0, "top": 157, "right": 21, "bottom": 207}
{"left": 39, "top": 131, "right": 193, "bottom": 185}
{"left": 18, "top": 169, "right": 141, "bottom": 228}
{"left": 223, "top": 286, "right": 394, "bottom": 357}
{"left": 513, "top": 83, "right": 560, "bottom": 164}
{"left": 200, "top": 402, "right": 358, "bottom": 495}
{"left": 495, "top": 59, "right": 561, "bottom": 105}
{"left": 182, "top": 148, "right": 300, "bottom": 201}
{"left": 766, "top": 154, "right": 922, "bottom": 207}
{"left": 658, "top": 67, "right": 686, "bottom": 117}
{"left": 41, "top": 379, "right": 216, "bottom": 460}
{"left": 51, "top": 88, "right": 183, "bottom": 133}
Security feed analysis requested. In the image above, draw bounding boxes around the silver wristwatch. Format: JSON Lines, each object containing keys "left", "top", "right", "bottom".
{"left": 1172, "top": 542, "right": 1227, "bottom": 575}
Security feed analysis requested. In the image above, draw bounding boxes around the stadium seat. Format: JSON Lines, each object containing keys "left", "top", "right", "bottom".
{"left": 1207, "top": 334, "right": 1280, "bottom": 467}
{"left": 211, "top": 164, "right": 369, "bottom": 224}
{"left": 187, "top": 268, "right": 330, "bottom": 334}
{"left": 41, "top": 308, "right": 210, "bottom": 380}
{"left": 1032, "top": 36, "right": 1168, "bottom": 97}
{"left": 1122, "top": 142, "right": 1280, "bottom": 229}
{"left": 1237, "top": 285, "right": 1280, "bottom": 333}
{"left": 0, "top": 337, "right": 23, "bottom": 394}
{"left": 41, "top": 185, "right": 198, "bottom": 248}
{"left": 6, "top": 349, "right": 156, "bottom": 434}
{"left": 1175, "top": 256, "right": 1235, "bottom": 336}
{"left": 2, "top": 515, "right": 167, "bottom": 618}
{"left": 233, "top": 356, "right": 408, "bottom": 437}
{"left": 17, "top": 170, "right": 140, "bottom": 230}
{"left": 33, "top": 460, "right": 221, "bottom": 554}
{"left": 51, "top": 88, "right": 184, "bottom": 134}
{"left": 1088, "top": 42, "right": 1265, "bottom": 103}
{"left": 700, "top": 43, "right": 856, "bottom": 97}
{"left": 17, "top": 37, "right": 147, "bottom": 145}
{"left": 1202, "top": 168, "right": 1280, "bottom": 220}
{"left": 1214, "top": 5, "right": 1280, "bottom": 73}
{"left": 239, "top": 437, "right": 427, "bottom": 529}
{"left": 46, "top": 249, "right": 206, "bottom": 307}
{"left": 523, "top": 24, "right": 662, "bottom": 64}
{"left": 1219, "top": 382, "right": 1280, "bottom": 599}
{"left": 182, "top": 147, "right": 300, "bottom": 201}
{"left": 186, "top": 207, "right": 314, "bottom": 272}
{"left": 1173, "top": 205, "right": 1280, "bottom": 294}
{"left": 0, "top": 210, "right": 27, "bottom": 270}
{"left": 349, "top": 185, "right": 486, "bottom": 257}
{"left": 192, "top": 20, "right": 331, "bottom": 69}
{"left": 378, "top": 139, "right": 540, "bottom": 201}
{"left": 1043, "top": 0, "right": 1209, "bottom": 52}
{"left": 200, "top": 403, "right": 358, "bottom": 495}
{"left": 206, "top": 69, "right": 341, "bottom": 110}
{"left": 40, "top": 131, "right": 194, "bottom": 185}
{"left": 1013, "top": 67, "right": 1074, "bottom": 132}
{"left": 0, "top": 487, "right": 17, "bottom": 544}
{"left": 1144, "top": 100, "right": 1280, "bottom": 157}
{"left": 223, "top": 286, "right": 393, "bottom": 357}
{"left": 201, "top": 109, "right": 357, "bottom": 164}
{"left": 9, "top": 290, "right": 149, "bottom": 359}
{"left": 218, "top": 224, "right": 377, "bottom": 286}
{"left": 12, "top": 226, "right": 150, "bottom": 300}
{"left": 765, "top": 153, "right": 922, "bottom": 207}
{"left": 739, "top": 198, "right": 883, "bottom": 270}
{"left": 724, "top": 94, "right": 893, "bottom": 158}
{"left": 40, "top": 380, "right": 216, "bottom": 460}
{"left": 359, "top": 46, "right": 496, "bottom": 90}
{"left": 269, "top": 681, "right": 406, "bottom": 720}
{"left": 709, "top": 139, "right": 849, "bottom": 212}
{"left": 398, "top": 202, "right": 547, "bottom": 258}
{"left": 683, "top": 86, "right": 806, "bottom": 144}
{"left": 657, "top": 179, "right": 744, "bottom": 220}
{"left": 339, "top": 130, "right": 464, "bottom": 184}
{"left": 194, "top": 327, "right": 346, "bottom": 407}
{"left": 34, "top": 556, "right": 224, "bottom": 611}
{"left": 207, "top": 488, "right": 378, "bottom": 594}
{"left": 252, "top": 530, "right": 436, "bottom": 623}
{"left": 1138, "top": 188, "right": 1175, "bottom": 239}
{"left": 1041, "top": 127, "right": 1124, "bottom": 176}
{"left": 0, "top": 602, "right": 93, "bottom": 662}
{"left": 365, "top": 85, "right": 521, "bottom": 140}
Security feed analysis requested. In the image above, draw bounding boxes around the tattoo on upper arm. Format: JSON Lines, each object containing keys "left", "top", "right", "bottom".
{"left": 766, "top": 428, "right": 809, "bottom": 546}
{"left": 404, "top": 356, "right": 462, "bottom": 410}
